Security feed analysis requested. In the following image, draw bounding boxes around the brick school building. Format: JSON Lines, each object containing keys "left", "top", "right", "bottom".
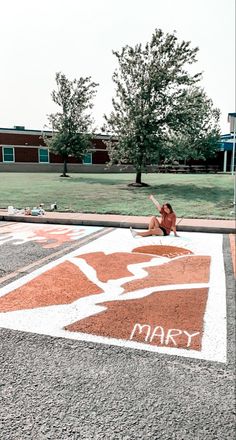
{"left": 0, "top": 125, "right": 231, "bottom": 173}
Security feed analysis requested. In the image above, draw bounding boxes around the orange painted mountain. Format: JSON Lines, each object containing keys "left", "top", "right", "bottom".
{"left": 0, "top": 246, "right": 211, "bottom": 351}
{"left": 0, "top": 261, "right": 102, "bottom": 312}
{"left": 76, "top": 251, "right": 154, "bottom": 282}
{"left": 65, "top": 287, "right": 208, "bottom": 351}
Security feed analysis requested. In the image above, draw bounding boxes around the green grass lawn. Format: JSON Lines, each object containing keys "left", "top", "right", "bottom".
{"left": 0, "top": 172, "right": 234, "bottom": 218}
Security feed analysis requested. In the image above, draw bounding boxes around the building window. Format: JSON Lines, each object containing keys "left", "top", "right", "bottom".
{"left": 3, "top": 147, "right": 15, "bottom": 162}
{"left": 83, "top": 152, "right": 92, "bottom": 165}
{"left": 39, "top": 148, "right": 49, "bottom": 163}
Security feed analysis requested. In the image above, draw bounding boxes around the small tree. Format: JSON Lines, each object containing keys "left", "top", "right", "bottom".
{"left": 44, "top": 72, "right": 98, "bottom": 176}
{"left": 104, "top": 29, "right": 220, "bottom": 186}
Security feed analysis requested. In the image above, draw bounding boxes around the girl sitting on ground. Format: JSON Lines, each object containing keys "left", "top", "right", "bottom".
{"left": 130, "top": 195, "right": 179, "bottom": 238}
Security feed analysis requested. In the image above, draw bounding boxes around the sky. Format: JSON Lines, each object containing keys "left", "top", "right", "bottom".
{"left": 0, "top": 0, "right": 235, "bottom": 134}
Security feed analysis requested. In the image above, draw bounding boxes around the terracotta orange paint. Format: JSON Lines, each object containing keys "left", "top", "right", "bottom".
{"left": 122, "top": 256, "right": 210, "bottom": 293}
{"left": 0, "top": 261, "right": 102, "bottom": 312}
{"left": 35, "top": 227, "right": 85, "bottom": 249}
{"left": 132, "top": 245, "right": 193, "bottom": 258}
{"left": 77, "top": 252, "right": 153, "bottom": 282}
{"left": 65, "top": 287, "right": 208, "bottom": 351}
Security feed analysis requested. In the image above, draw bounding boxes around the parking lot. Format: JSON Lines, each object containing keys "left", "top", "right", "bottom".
{"left": 0, "top": 222, "right": 235, "bottom": 439}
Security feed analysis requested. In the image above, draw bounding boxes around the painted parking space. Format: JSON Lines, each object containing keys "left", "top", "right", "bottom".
{"left": 0, "top": 222, "right": 102, "bottom": 249}
{"left": 0, "top": 222, "right": 102, "bottom": 283}
{"left": 0, "top": 229, "right": 227, "bottom": 363}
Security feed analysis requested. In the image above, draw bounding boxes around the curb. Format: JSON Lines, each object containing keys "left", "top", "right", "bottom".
{"left": 0, "top": 214, "right": 235, "bottom": 234}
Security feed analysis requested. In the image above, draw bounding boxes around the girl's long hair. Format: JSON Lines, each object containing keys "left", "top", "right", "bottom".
{"left": 164, "top": 203, "right": 173, "bottom": 213}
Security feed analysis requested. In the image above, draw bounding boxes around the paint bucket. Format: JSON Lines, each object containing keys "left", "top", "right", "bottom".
{"left": 8, "top": 206, "right": 15, "bottom": 215}
{"left": 31, "top": 209, "right": 39, "bottom": 216}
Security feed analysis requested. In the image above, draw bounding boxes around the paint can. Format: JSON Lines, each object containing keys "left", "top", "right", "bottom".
{"left": 8, "top": 206, "right": 15, "bottom": 215}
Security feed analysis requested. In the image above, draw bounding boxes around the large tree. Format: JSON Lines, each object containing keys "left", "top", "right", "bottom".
{"left": 44, "top": 72, "right": 98, "bottom": 176}
{"left": 104, "top": 29, "right": 220, "bottom": 185}
{"left": 162, "top": 87, "right": 220, "bottom": 164}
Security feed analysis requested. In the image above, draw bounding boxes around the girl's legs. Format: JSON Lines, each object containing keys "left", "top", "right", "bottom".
{"left": 130, "top": 216, "right": 164, "bottom": 238}
{"left": 148, "top": 216, "right": 161, "bottom": 230}
{"left": 137, "top": 227, "right": 164, "bottom": 237}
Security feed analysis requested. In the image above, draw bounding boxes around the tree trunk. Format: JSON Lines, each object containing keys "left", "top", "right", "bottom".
{"left": 136, "top": 171, "right": 142, "bottom": 184}
{"left": 128, "top": 169, "right": 149, "bottom": 187}
{"left": 63, "top": 159, "right": 68, "bottom": 177}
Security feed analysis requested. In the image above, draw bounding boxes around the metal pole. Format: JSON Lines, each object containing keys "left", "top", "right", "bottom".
{"left": 233, "top": 118, "right": 236, "bottom": 206}
{"left": 233, "top": 169, "right": 236, "bottom": 209}
{"left": 231, "top": 117, "right": 236, "bottom": 176}
{"left": 223, "top": 150, "right": 227, "bottom": 172}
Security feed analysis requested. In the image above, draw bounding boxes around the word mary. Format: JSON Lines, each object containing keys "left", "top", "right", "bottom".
{"left": 130, "top": 323, "right": 200, "bottom": 349}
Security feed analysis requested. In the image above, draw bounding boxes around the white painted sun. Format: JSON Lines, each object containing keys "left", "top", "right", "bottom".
{"left": 0, "top": 230, "right": 226, "bottom": 363}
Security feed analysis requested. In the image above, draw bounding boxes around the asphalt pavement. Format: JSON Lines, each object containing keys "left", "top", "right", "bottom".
{"left": 0, "top": 222, "right": 235, "bottom": 440}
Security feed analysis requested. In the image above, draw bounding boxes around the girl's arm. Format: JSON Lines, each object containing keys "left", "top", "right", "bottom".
{"left": 172, "top": 226, "right": 179, "bottom": 237}
{"left": 149, "top": 195, "right": 162, "bottom": 212}
{"left": 171, "top": 216, "right": 179, "bottom": 237}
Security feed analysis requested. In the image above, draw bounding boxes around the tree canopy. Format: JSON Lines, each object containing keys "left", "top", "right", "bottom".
{"left": 44, "top": 72, "right": 98, "bottom": 176}
{"left": 162, "top": 87, "right": 220, "bottom": 163}
{"left": 104, "top": 29, "right": 220, "bottom": 185}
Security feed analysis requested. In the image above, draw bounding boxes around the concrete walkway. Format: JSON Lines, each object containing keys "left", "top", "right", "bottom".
{"left": 0, "top": 209, "right": 235, "bottom": 233}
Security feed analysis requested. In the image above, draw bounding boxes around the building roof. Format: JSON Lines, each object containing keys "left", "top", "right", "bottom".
{"left": 219, "top": 133, "right": 235, "bottom": 151}
{"left": 0, "top": 126, "right": 110, "bottom": 140}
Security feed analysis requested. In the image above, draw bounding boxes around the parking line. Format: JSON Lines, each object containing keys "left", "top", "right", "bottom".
{"left": 0, "top": 227, "right": 114, "bottom": 284}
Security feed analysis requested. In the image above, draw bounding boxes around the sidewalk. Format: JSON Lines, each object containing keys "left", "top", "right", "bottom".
{"left": 0, "top": 209, "right": 235, "bottom": 233}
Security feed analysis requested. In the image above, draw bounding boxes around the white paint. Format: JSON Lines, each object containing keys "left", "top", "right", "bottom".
{"left": 150, "top": 326, "right": 165, "bottom": 344}
{"left": 130, "top": 323, "right": 151, "bottom": 342}
{"left": 0, "top": 223, "right": 101, "bottom": 247}
{"left": 165, "top": 328, "right": 182, "bottom": 346}
{"left": 183, "top": 331, "right": 201, "bottom": 348}
{"left": 201, "top": 234, "right": 227, "bottom": 363}
{"left": 0, "top": 230, "right": 227, "bottom": 363}
{"left": 130, "top": 325, "right": 200, "bottom": 348}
